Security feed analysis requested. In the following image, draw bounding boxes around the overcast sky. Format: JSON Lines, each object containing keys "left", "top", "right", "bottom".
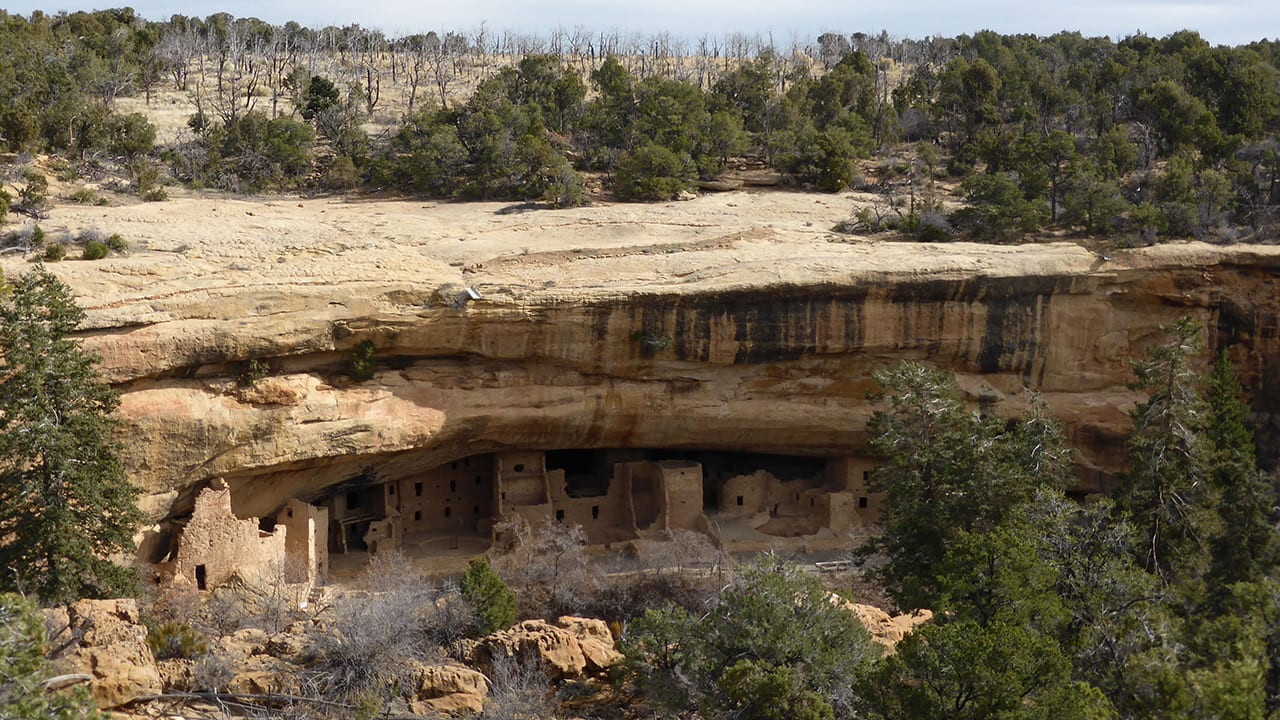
{"left": 4, "top": 0, "right": 1276, "bottom": 46}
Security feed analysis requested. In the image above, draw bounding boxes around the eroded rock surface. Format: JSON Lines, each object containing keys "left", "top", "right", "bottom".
{"left": 6, "top": 192, "right": 1279, "bottom": 526}
{"left": 44, "top": 599, "right": 162, "bottom": 708}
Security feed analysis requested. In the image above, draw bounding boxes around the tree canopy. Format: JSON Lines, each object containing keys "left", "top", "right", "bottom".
{"left": 0, "top": 266, "right": 143, "bottom": 604}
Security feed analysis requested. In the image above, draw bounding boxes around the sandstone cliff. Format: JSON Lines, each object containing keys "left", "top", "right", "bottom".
{"left": 5, "top": 190, "right": 1278, "bottom": 524}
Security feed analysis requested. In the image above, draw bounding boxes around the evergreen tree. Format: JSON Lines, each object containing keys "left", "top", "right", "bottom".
{"left": 863, "top": 362, "right": 1071, "bottom": 608}
{"left": 1119, "top": 317, "right": 1219, "bottom": 586}
{"left": 1205, "top": 350, "right": 1280, "bottom": 587}
{"left": 459, "top": 556, "right": 516, "bottom": 636}
{"left": 0, "top": 266, "right": 142, "bottom": 604}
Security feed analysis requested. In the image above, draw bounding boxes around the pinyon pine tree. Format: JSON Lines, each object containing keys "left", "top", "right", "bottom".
{"left": 0, "top": 266, "right": 143, "bottom": 603}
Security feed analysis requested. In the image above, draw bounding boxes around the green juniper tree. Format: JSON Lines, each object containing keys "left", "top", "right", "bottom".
{"left": 0, "top": 266, "right": 143, "bottom": 604}
{"left": 1118, "top": 317, "right": 1220, "bottom": 586}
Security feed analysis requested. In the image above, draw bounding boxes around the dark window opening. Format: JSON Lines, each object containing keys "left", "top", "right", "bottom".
{"left": 444, "top": 507, "right": 452, "bottom": 518}
{"left": 414, "top": 511, "right": 422, "bottom": 521}
{"left": 388, "top": 485, "right": 395, "bottom": 495}
{"left": 415, "top": 482, "right": 423, "bottom": 497}
{"left": 810, "top": 497, "right": 815, "bottom": 507}
{"left": 464, "top": 458, "right": 471, "bottom": 467}
{"left": 451, "top": 462, "right": 457, "bottom": 470}
{"left": 514, "top": 463, "right": 525, "bottom": 472}
{"left": 592, "top": 505, "right": 600, "bottom": 519}
{"left": 863, "top": 470, "right": 870, "bottom": 482}
{"left": 501, "top": 492, "right": 506, "bottom": 500}
{"left": 195, "top": 564, "right": 207, "bottom": 591}
{"left": 859, "top": 496, "right": 869, "bottom": 508}
{"left": 555, "top": 509, "right": 565, "bottom": 523}
{"left": 473, "top": 505, "right": 480, "bottom": 515}
{"left": 449, "top": 480, "right": 456, "bottom": 492}
{"left": 286, "top": 508, "right": 294, "bottom": 518}
{"left": 475, "top": 476, "right": 482, "bottom": 485}
{"left": 346, "top": 491, "right": 360, "bottom": 509}
{"left": 736, "top": 496, "right": 744, "bottom": 506}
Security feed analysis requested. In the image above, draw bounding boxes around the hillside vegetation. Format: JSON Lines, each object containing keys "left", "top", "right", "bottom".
{"left": 0, "top": 9, "right": 1278, "bottom": 245}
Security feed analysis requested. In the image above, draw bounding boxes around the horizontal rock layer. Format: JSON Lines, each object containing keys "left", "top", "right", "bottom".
{"left": 5, "top": 193, "right": 1278, "bottom": 522}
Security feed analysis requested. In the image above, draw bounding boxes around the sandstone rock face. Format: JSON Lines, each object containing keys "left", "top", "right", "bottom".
{"left": 7, "top": 194, "right": 1279, "bottom": 525}
{"left": 555, "top": 616, "right": 623, "bottom": 673}
{"left": 844, "top": 602, "right": 934, "bottom": 650}
{"left": 46, "top": 599, "right": 162, "bottom": 708}
{"left": 408, "top": 662, "right": 489, "bottom": 717}
{"left": 473, "top": 618, "right": 623, "bottom": 679}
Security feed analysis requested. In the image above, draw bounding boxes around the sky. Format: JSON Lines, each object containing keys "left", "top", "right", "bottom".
{"left": 3, "top": 0, "right": 1276, "bottom": 46}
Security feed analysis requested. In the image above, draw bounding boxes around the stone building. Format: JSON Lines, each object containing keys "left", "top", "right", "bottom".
{"left": 150, "top": 479, "right": 330, "bottom": 592}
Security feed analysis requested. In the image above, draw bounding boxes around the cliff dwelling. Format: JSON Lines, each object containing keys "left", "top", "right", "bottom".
{"left": 145, "top": 449, "right": 884, "bottom": 590}
{"left": 316, "top": 448, "right": 886, "bottom": 566}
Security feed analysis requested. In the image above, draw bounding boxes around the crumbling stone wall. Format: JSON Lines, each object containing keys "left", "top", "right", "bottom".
{"left": 276, "top": 499, "right": 329, "bottom": 585}
{"left": 164, "top": 479, "right": 286, "bottom": 591}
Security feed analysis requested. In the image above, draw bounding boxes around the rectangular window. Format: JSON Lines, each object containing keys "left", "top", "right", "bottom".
{"left": 449, "top": 480, "right": 456, "bottom": 492}
{"left": 474, "top": 506, "right": 480, "bottom": 515}
{"left": 415, "top": 482, "right": 423, "bottom": 497}
{"left": 859, "top": 496, "right": 869, "bottom": 509}
{"left": 444, "top": 507, "right": 452, "bottom": 518}
{"left": 514, "top": 463, "right": 525, "bottom": 472}
{"left": 555, "top": 509, "right": 565, "bottom": 522}
{"left": 592, "top": 505, "right": 600, "bottom": 519}
{"left": 863, "top": 470, "right": 870, "bottom": 482}
{"left": 195, "top": 564, "right": 207, "bottom": 591}
{"left": 736, "top": 496, "right": 744, "bottom": 506}
{"left": 414, "top": 510, "right": 422, "bottom": 521}
{"left": 388, "top": 485, "right": 395, "bottom": 495}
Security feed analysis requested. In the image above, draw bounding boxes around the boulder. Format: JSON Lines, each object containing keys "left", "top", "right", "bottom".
{"left": 474, "top": 620, "right": 587, "bottom": 679}
{"left": 47, "top": 599, "right": 162, "bottom": 708}
{"left": 554, "top": 616, "right": 621, "bottom": 673}
{"left": 834, "top": 595, "right": 933, "bottom": 650}
{"left": 408, "top": 662, "right": 488, "bottom": 717}
{"left": 226, "top": 656, "right": 298, "bottom": 695}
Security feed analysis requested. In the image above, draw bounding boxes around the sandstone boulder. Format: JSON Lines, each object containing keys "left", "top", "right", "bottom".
{"left": 473, "top": 620, "right": 587, "bottom": 679}
{"left": 837, "top": 597, "right": 932, "bottom": 650}
{"left": 554, "top": 616, "right": 622, "bottom": 673}
{"left": 226, "top": 655, "right": 298, "bottom": 695}
{"left": 408, "top": 662, "right": 489, "bottom": 717}
{"left": 47, "top": 599, "right": 162, "bottom": 708}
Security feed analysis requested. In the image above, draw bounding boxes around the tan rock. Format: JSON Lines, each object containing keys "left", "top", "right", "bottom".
{"left": 835, "top": 595, "right": 933, "bottom": 650}
{"left": 226, "top": 656, "right": 298, "bottom": 695}
{"left": 155, "top": 658, "right": 194, "bottom": 691}
{"left": 474, "top": 620, "right": 587, "bottom": 679}
{"left": 555, "top": 616, "right": 621, "bottom": 673}
{"left": 4, "top": 194, "right": 1277, "bottom": 528}
{"left": 408, "top": 662, "right": 488, "bottom": 717}
{"left": 48, "top": 599, "right": 161, "bottom": 708}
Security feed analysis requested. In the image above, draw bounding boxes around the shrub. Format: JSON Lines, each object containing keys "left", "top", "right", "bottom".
{"left": 18, "top": 169, "right": 48, "bottom": 209}
{"left": 147, "top": 622, "right": 207, "bottom": 660}
{"left": 43, "top": 242, "right": 66, "bottom": 262}
{"left": 238, "top": 359, "right": 270, "bottom": 387}
{"left": 141, "top": 187, "right": 168, "bottom": 202}
{"left": 82, "top": 240, "right": 109, "bottom": 260}
{"left": 461, "top": 557, "right": 517, "bottom": 636}
{"left": 50, "top": 157, "right": 78, "bottom": 182}
{"left": 105, "top": 234, "right": 128, "bottom": 253}
{"left": 70, "top": 187, "right": 101, "bottom": 205}
{"left": 321, "top": 155, "right": 360, "bottom": 190}
{"left": 622, "top": 557, "right": 878, "bottom": 719}
{"left": 0, "top": 188, "right": 9, "bottom": 224}
{"left": 349, "top": 340, "right": 376, "bottom": 381}
{"left": 613, "top": 144, "right": 696, "bottom": 201}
